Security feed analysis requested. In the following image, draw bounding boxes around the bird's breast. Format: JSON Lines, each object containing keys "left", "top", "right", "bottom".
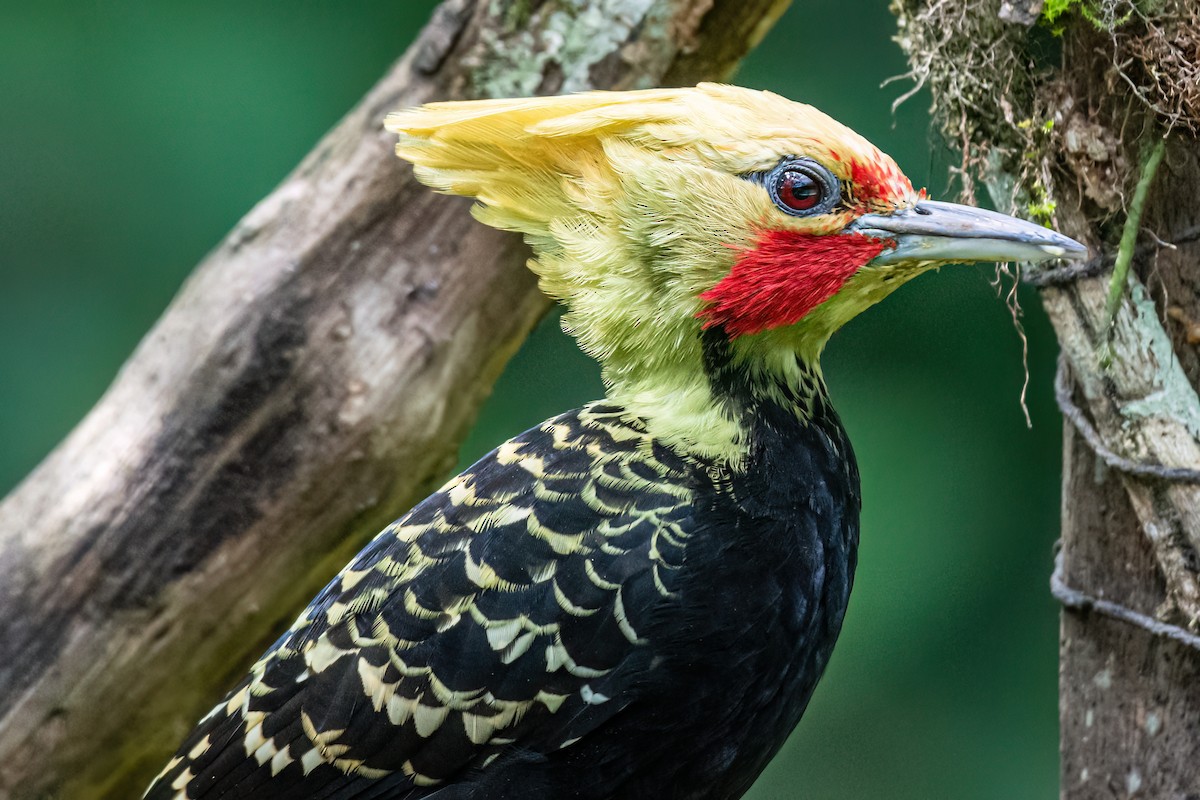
{"left": 586, "top": 398, "right": 861, "bottom": 799}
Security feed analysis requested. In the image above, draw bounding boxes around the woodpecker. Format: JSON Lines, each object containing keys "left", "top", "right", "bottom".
{"left": 146, "top": 84, "right": 1085, "bottom": 799}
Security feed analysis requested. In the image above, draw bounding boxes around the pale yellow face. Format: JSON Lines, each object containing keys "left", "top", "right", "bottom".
{"left": 387, "top": 83, "right": 925, "bottom": 459}
{"left": 388, "top": 83, "right": 921, "bottom": 336}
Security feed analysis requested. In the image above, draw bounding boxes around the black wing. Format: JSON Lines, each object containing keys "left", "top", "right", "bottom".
{"left": 145, "top": 404, "right": 700, "bottom": 799}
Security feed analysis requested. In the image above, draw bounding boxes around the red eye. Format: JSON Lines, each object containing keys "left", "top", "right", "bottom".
{"left": 777, "top": 170, "right": 822, "bottom": 211}
{"left": 765, "top": 159, "right": 838, "bottom": 216}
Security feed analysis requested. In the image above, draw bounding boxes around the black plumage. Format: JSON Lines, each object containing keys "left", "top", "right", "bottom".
{"left": 145, "top": 337, "right": 860, "bottom": 800}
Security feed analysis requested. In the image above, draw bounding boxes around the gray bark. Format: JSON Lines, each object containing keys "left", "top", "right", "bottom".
{"left": 1051, "top": 140, "right": 1200, "bottom": 799}
{"left": 0, "top": 1, "right": 790, "bottom": 797}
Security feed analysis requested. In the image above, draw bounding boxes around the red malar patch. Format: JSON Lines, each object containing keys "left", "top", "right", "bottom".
{"left": 698, "top": 229, "right": 888, "bottom": 338}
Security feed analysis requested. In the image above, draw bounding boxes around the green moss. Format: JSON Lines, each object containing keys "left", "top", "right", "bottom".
{"left": 1040, "top": 0, "right": 1140, "bottom": 32}
{"left": 1041, "top": 0, "right": 1080, "bottom": 25}
{"left": 1025, "top": 192, "right": 1057, "bottom": 225}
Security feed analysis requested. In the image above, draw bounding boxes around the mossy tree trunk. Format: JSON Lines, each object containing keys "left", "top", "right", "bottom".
{"left": 1050, "top": 132, "right": 1200, "bottom": 798}
{"left": 894, "top": 1, "right": 1200, "bottom": 796}
{"left": 0, "top": 1, "right": 790, "bottom": 797}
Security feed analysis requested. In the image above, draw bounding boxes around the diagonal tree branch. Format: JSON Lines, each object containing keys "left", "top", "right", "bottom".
{"left": 0, "top": 1, "right": 790, "bottom": 797}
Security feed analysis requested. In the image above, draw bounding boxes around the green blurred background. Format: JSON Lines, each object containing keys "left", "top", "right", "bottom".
{"left": 0, "top": 2, "right": 1061, "bottom": 797}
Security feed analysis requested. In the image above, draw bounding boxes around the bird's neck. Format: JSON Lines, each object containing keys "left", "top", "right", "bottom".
{"left": 601, "top": 325, "right": 830, "bottom": 465}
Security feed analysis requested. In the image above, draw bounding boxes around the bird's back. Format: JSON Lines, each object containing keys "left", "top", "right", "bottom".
{"left": 146, "top": 392, "right": 858, "bottom": 800}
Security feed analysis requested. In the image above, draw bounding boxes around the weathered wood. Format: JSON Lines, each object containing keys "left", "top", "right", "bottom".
{"left": 1059, "top": 420, "right": 1200, "bottom": 798}
{"left": 1032, "top": 35, "right": 1200, "bottom": 791}
{"left": 0, "top": 1, "right": 791, "bottom": 797}
{"left": 1039, "top": 234, "right": 1200, "bottom": 624}
{"left": 1030, "top": 34, "right": 1200, "bottom": 800}
{"left": 890, "top": 2, "right": 1200, "bottom": 794}
{"left": 1049, "top": 138, "right": 1200, "bottom": 798}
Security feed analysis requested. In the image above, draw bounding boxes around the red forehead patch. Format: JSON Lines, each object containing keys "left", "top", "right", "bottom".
{"left": 849, "top": 156, "right": 913, "bottom": 207}
{"left": 698, "top": 229, "right": 888, "bottom": 338}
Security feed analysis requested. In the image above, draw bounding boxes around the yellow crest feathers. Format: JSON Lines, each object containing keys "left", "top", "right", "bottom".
{"left": 386, "top": 89, "right": 680, "bottom": 240}
{"left": 385, "top": 84, "right": 906, "bottom": 235}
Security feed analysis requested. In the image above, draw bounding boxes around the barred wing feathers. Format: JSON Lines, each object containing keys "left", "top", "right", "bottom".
{"left": 145, "top": 404, "right": 699, "bottom": 799}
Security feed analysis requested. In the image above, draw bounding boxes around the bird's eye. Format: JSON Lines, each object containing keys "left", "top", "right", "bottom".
{"left": 777, "top": 171, "right": 820, "bottom": 211}
{"left": 764, "top": 158, "right": 839, "bottom": 217}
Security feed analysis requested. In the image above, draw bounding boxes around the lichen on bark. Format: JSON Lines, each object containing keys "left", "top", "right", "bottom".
{"left": 470, "top": 0, "right": 679, "bottom": 98}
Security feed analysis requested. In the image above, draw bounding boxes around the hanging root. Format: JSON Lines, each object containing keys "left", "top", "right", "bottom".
{"left": 990, "top": 263, "right": 1033, "bottom": 426}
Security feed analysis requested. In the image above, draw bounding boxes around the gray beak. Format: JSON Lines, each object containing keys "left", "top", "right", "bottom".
{"left": 847, "top": 199, "right": 1088, "bottom": 266}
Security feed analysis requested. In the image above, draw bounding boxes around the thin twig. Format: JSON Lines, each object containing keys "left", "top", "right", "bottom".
{"left": 1166, "top": 224, "right": 1200, "bottom": 247}
{"left": 1051, "top": 549, "right": 1200, "bottom": 652}
{"left": 1023, "top": 255, "right": 1108, "bottom": 287}
{"left": 1106, "top": 138, "right": 1167, "bottom": 330}
{"left": 1022, "top": 223, "right": 1200, "bottom": 288}
{"left": 1141, "top": 227, "right": 1178, "bottom": 250}
{"left": 1056, "top": 355, "right": 1200, "bottom": 484}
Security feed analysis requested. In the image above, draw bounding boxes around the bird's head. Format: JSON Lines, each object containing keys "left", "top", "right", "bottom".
{"left": 388, "top": 83, "right": 1084, "bottom": 460}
